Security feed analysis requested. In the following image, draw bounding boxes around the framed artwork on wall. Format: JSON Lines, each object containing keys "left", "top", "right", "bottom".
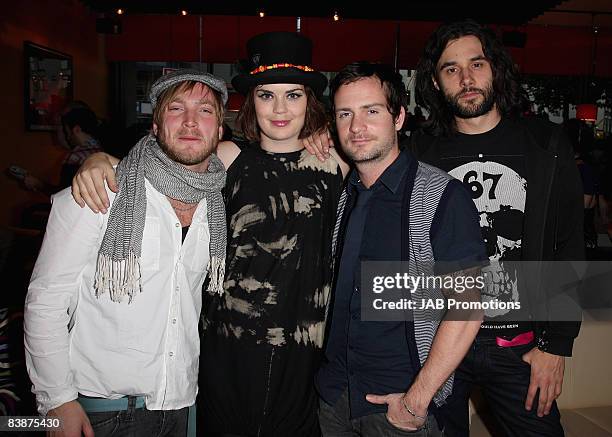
{"left": 24, "top": 41, "right": 73, "bottom": 131}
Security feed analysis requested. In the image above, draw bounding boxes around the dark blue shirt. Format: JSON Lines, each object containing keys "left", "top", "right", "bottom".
{"left": 316, "top": 151, "right": 486, "bottom": 419}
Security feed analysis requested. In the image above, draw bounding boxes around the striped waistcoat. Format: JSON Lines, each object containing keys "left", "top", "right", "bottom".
{"left": 331, "top": 156, "right": 454, "bottom": 406}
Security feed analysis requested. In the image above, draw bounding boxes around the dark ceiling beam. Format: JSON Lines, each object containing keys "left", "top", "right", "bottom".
{"left": 80, "top": 0, "right": 564, "bottom": 25}
{"left": 549, "top": 9, "right": 612, "bottom": 15}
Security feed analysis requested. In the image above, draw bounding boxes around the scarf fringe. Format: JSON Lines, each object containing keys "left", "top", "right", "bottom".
{"left": 207, "top": 256, "right": 225, "bottom": 295}
{"left": 94, "top": 252, "right": 142, "bottom": 303}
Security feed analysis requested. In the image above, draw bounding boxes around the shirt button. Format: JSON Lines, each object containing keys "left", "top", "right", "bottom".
{"left": 354, "top": 287, "right": 359, "bottom": 293}
{"left": 351, "top": 313, "right": 358, "bottom": 320}
{"left": 175, "top": 286, "right": 179, "bottom": 292}
{"left": 175, "top": 223, "right": 180, "bottom": 228}
{"left": 172, "top": 318, "right": 177, "bottom": 324}
{"left": 169, "top": 352, "right": 174, "bottom": 357}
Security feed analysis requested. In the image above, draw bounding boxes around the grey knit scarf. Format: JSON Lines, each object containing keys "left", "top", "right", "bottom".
{"left": 93, "top": 133, "right": 227, "bottom": 303}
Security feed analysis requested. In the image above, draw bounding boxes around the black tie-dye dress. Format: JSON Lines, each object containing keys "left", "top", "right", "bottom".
{"left": 200, "top": 144, "right": 343, "bottom": 436}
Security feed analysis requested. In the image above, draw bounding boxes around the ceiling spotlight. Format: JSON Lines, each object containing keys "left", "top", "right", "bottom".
{"left": 333, "top": 11, "right": 339, "bottom": 21}
{"left": 116, "top": 8, "right": 124, "bottom": 15}
{"left": 258, "top": 10, "right": 265, "bottom": 18}
{"left": 181, "top": 9, "right": 188, "bottom": 16}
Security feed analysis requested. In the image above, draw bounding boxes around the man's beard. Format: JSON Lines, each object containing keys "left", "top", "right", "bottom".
{"left": 343, "top": 136, "right": 395, "bottom": 164}
{"left": 445, "top": 83, "right": 495, "bottom": 119}
{"left": 158, "top": 131, "right": 215, "bottom": 166}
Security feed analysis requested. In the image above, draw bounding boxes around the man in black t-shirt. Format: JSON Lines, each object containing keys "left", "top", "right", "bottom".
{"left": 411, "top": 20, "right": 583, "bottom": 437}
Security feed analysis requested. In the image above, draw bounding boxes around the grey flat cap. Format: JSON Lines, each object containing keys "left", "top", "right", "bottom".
{"left": 149, "top": 69, "right": 228, "bottom": 109}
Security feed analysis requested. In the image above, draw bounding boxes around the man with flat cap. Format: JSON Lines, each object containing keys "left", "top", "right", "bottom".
{"left": 24, "top": 70, "right": 228, "bottom": 437}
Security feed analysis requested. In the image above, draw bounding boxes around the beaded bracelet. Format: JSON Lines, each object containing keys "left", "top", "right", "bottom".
{"left": 400, "top": 396, "right": 428, "bottom": 421}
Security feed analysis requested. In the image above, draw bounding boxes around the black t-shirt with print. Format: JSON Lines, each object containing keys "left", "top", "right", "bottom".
{"left": 420, "top": 118, "right": 533, "bottom": 339}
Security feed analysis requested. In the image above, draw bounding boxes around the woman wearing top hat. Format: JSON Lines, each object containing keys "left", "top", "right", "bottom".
{"left": 71, "top": 31, "right": 349, "bottom": 436}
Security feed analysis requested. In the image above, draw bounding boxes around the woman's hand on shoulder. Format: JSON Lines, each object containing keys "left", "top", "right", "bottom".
{"left": 302, "top": 129, "right": 350, "bottom": 179}
{"left": 302, "top": 128, "right": 334, "bottom": 162}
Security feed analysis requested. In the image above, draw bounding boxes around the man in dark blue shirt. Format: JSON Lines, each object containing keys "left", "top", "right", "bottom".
{"left": 316, "top": 63, "right": 487, "bottom": 436}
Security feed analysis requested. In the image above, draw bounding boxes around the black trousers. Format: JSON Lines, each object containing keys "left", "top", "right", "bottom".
{"left": 440, "top": 337, "right": 564, "bottom": 437}
{"left": 319, "top": 390, "right": 443, "bottom": 437}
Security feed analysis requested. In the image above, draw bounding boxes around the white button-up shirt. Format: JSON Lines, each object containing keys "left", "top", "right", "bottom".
{"left": 24, "top": 180, "right": 210, "bottom": 415}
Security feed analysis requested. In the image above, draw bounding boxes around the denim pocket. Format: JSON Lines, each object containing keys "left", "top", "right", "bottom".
{"left": 381, "top": 413, "right": 426, "bottom": 435}
{"left": 500, "top": 341, "right": 535, "bottom": 365}
{"left": 88, "top": 410, "right": 120, "bottom": 432}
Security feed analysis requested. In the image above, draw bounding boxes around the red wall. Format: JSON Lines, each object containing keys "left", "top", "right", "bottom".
{"left": 105, "top": 15, "right": 612, "bottom": 77}
{"left": 0, "top": 0, "right": 107, "bottom": 227}
{"left": 505, "top": 25, "right": 610, "bottom": 76}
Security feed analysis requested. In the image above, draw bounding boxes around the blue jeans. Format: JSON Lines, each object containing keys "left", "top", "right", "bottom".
{"left": 319, "top": 390, "right": 443, "bottom": 437}
{"left": 83, "top": 396, "right": 189, "bottom": 437}
{"left": 440, "top": 336, "right": 564, "bottom": 437}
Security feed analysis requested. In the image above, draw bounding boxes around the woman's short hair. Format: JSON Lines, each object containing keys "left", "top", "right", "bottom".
{"left": 236, "top": 85, "right": 327, "bottom": 143}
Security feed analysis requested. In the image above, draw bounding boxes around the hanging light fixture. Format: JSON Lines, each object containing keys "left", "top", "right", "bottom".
{"left": 116, "top": 8, "right": 124, "bottom": 15}
{"left": 181, "top": 10, "right": 188, "bottom": 16}
{"left": 333, "top": 11, "right": 340, "bottom": 21}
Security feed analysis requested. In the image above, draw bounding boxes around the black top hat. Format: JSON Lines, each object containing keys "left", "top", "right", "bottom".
{"left": 231, "top": 31, "right": 327, "bottom": 96}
